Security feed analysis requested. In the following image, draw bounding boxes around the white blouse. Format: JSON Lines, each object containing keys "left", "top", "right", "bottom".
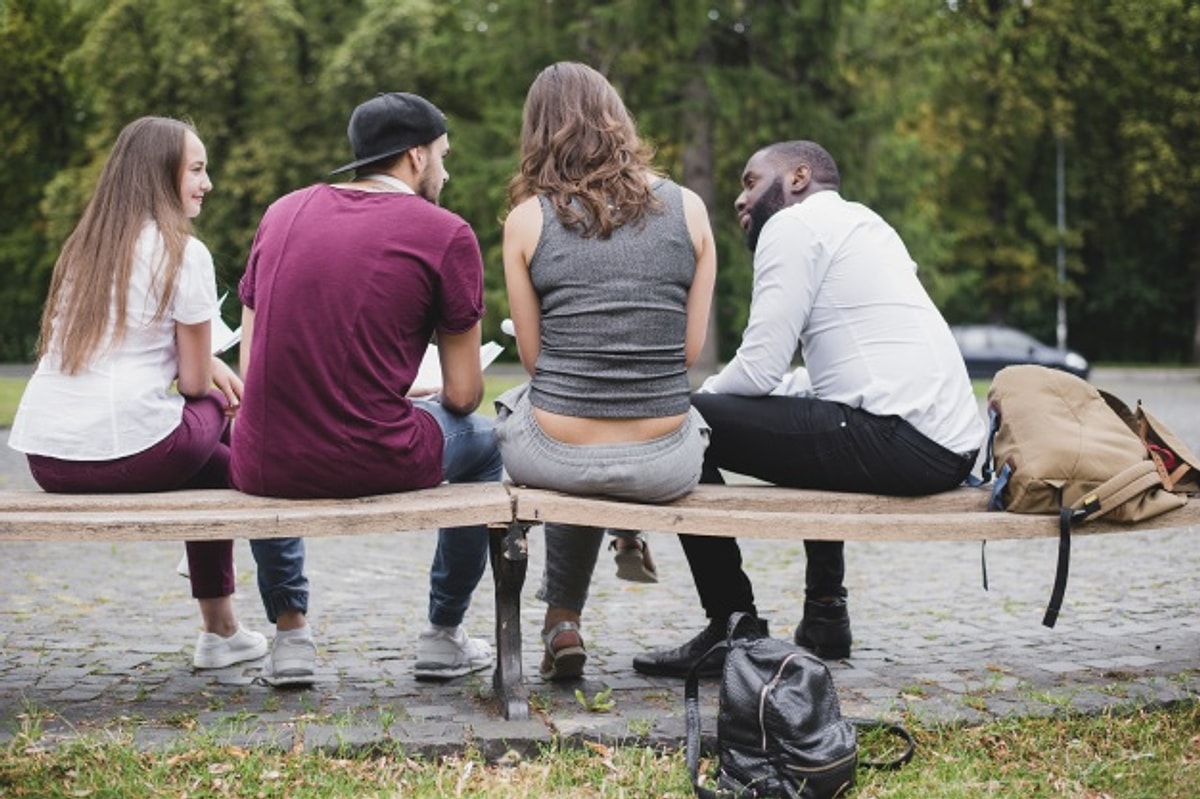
{"left": 9, "top": 224, "right": 218, "bottom": 460}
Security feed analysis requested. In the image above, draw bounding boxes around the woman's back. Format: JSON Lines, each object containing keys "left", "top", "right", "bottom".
{"left": 529, "top": 178, "right": 694, "bottom": 420}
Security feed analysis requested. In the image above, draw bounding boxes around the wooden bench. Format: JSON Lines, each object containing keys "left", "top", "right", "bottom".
{"left": 4, "top": 482, "right": 1198, "bottom": 720}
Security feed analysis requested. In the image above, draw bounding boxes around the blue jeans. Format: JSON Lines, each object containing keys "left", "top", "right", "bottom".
{"left": 249, "top": 400, "right": 503, "bottom": 627}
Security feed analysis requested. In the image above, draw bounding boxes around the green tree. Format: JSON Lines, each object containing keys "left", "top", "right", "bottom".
{"left": 1069, "top": 0, "right": 1200, "bottom": 362}
{"left": 852, "top": 0, "right": 1199, "bottom": 363}
{"left": 6, "top": 0, "right": 1199, "bottom": 365}
{"left": 0, "top": 0, "right": 84, "bottom": 360}
{"left": 53, "top": 0, "right": 346, "bottom": 304}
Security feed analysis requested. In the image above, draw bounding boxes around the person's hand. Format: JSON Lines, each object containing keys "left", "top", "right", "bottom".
{"left": 211, "top": 356, "right": 244, "bottom": 418}
{"left": 407, "top": 384, "right": 441, "bottom": 399}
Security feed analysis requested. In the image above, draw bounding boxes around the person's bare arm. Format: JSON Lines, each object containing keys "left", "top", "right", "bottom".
{"left": 681, "top": 187, "right": 717, "bottom": 368}
{"left": 502, "top": 197, "right": 543, "bottom": 377}
{"left": 437, "top": 322, "right": 486, "bottom": 415}
{"left": 177, "top": 320, "right": 243, "bottom": 415}
{"left": 238, "top": 306, "right": 255, "bottom": 378}
{"left": 176, "top": 321, "right": 213, "bottom": 398}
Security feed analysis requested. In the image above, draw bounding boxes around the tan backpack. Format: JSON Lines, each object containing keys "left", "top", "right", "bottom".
{"left": 985, "top": 365, "right": 1198, "bottom": 626}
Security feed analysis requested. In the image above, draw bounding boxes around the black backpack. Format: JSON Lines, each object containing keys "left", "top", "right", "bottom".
{"left": 685, "top": 614, "right": 913, "bottom": 798}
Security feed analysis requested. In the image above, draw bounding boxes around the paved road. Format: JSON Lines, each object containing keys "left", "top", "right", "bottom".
{"left": 2, "top": 368, "right": 1198, "bottom": 757}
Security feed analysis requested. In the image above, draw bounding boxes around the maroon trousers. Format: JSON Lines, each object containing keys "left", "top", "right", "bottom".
{"left": 27, "top": 392, "right": 236, "bottom": 599}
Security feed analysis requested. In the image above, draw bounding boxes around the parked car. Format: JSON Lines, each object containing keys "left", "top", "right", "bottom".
{"left": 950, "top": 324, "right": 1090, "bottom": 380}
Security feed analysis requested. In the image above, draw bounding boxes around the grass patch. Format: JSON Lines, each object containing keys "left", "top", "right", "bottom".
{"left": 0, "top": 377, "right": 24, "bottom": 428}
{"left": 480, "top": 371, "right": 524, "bottom": 417}
{"left": 2, "top": 703, "right": 1197, "bottom": 797}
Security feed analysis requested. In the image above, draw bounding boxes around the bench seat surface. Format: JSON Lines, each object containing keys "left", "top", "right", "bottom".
{"left": 511, "top": 484, "right": 1200, "bottom": 541}
{"left": 0, "top": 482, "right": 514, "bottom": 542}
{"left": 2, "top": 483, "right": 1196, "bottom": 543}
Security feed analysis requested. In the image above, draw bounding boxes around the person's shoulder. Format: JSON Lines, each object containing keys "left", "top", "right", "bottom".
{"left": 505, "top": 195, "right": 541, "bottom": 226}
{"left": 510, "top": 194, "right": 541, "bottom": 211}
{"left": 407, "top": 196, "right": 473, "bottom": 231}
{"left": 183, "top": 234, "right": 214, "bottom": 262}
{"left": 260, "top": 183, "right": 325, "bottom": 217}
{"left": 775, "top": 190, "right": 846, "bottom": 224}
{"left": 674, "top": 181, "right": 707, "bottom": 210}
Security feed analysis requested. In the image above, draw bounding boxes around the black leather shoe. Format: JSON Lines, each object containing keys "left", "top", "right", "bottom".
{"left": 633, "top": 616, "right": 767, "bottom": 678}
{"left": 794, "top": 598, "right": 852, "bottom": 659}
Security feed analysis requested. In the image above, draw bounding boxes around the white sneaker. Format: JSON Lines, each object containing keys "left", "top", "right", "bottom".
{"left": 193, "top": 625, "right": 268, "bottom": 669}
{"left": 414, "top": 626, "right": 493, "bottom": 680}
{"left": 261, "top": 632, "right": 317, "bottom": 687}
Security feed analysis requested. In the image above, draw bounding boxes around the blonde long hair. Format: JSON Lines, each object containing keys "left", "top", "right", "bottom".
{"left": 508, "top": 62, "right": 662, "bottom": 238}
{"left": 39, "top": 116, "right": 196, "bottom": 373}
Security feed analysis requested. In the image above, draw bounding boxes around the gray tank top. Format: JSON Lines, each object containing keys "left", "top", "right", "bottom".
{"left": 528, "top": 179, "right": 694, "bottom": 418}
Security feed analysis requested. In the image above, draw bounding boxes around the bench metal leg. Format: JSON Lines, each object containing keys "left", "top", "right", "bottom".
{"left": 489, "top": 521, "right": 529, "bottom": 720}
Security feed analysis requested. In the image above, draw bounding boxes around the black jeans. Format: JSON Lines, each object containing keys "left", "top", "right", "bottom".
{"left": 682, "top": 392, "right": 978, "bottom": 622}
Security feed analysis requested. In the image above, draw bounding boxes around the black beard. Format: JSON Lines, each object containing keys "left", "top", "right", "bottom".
{"left": 746, "top": 178, "right": 786, "bottom": 252}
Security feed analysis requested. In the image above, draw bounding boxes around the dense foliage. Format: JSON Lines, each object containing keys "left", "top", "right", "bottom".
{"left": 2, "top": 0, "right": 1197, "bottom": 365}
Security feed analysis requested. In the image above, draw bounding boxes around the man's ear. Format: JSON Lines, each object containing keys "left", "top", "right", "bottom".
{"left": 404, "top": 145, "right": 426, "bottom": 175}
{"left": 787, "top": 163, "right": 811, "bottom": 195}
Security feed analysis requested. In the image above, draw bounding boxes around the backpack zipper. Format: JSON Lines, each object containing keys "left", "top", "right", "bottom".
{"left": 760, "top": 653, "right": 857, "bottom": 775}
{"left": 782, "top": 750, "right": 858, "bottom": 775}
{"left": 759, "top": 653, "right": 799, "bottom": 750}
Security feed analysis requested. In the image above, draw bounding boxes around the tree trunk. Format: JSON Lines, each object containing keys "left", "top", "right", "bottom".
{"left": 681, "top": 43, "right": 719, "bottom": 375}
{"left": 1193, "top": 256, "right": 1200, "bottom": 365}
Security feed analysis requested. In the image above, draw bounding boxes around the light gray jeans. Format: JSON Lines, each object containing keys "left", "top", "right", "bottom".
{"left": 493, "top": 383, "right": 710, "bottom": 612}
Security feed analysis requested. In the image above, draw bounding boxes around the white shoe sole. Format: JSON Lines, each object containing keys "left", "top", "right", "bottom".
{"left": 413, "top": 658, "right": 493, "bottom": 681}
{"left": 193, "top": 635, "right": 269, "bottom": 670}
{"left": 261, "top": 669, "right": 316, "bottom": 687}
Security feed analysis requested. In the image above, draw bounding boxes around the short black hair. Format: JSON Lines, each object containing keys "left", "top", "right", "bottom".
{"left": 764, "top": 140, "right": 840, "bottom": 189}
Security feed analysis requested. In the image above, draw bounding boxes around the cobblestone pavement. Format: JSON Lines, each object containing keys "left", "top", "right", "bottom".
{"left": 1, "top": 368, "right": 1198, "bottom": 757}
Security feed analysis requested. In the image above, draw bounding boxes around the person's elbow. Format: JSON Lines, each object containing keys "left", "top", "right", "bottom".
{"left": 176, "top": 375, "right": 210, "bottom": 399}
{"left": 439, "top": 379, "right": 484, "bottom": 416}
{"left": 175, "top": 361, "right": 212, "bottom": 398}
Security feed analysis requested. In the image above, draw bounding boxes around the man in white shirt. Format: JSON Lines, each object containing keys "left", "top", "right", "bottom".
{"left": 634, "top": 140, "right": 984, "bottom": 678}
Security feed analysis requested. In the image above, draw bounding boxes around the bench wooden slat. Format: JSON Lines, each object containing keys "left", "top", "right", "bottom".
{"left": 0, "top": 483, "right": 514, "bottom": 542}
{"left": 510, "top": 484, "right": 1200, "bottom": 541}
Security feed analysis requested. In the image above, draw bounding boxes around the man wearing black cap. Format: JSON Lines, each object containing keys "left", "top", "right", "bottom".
{"left": 231, "top": 92, "right": 501, "bottom": 686}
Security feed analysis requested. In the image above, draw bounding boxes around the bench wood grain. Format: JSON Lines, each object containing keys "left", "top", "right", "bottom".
{"left": 0, "top": 482, "right": 514, "bottom": 542}
{"left": 510, "top": 484, "right": 1200, "bottom": 540}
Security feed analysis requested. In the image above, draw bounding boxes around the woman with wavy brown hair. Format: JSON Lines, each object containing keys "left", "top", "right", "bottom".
{"left": 495, "top": 62, "right": 717, "bottom": 680}
{"left": 9, "top": 116, "right": 265, "bottom": 670}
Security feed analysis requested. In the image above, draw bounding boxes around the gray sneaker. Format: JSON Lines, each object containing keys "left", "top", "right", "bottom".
{"left": 414, "top": 626, "right": 493, "bottom": 680}
{"left": 261, "top": 633, "right": 317, "bottom": 687}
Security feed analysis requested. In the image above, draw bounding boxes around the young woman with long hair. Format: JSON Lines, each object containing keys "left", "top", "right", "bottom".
{"left": 495, "top": 62, "right": 717, "bottom": 680}
{"left": 9, "top": 116, "right": 266, "bottom": 670}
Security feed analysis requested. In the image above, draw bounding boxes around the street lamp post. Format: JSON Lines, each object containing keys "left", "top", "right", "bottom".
{"left": 1055, "top": 135, "right": 1067, "bottom": 352}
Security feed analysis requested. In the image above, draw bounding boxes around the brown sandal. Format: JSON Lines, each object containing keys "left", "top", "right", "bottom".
{"left": 540, "top": 620, "right": 586, "bottom": 681}
{"left": 611, "top": 533, "right": 658, "bottom": 584}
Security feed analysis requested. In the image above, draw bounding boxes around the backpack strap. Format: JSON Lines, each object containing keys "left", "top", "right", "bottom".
{"left": 685, "top": 613, "right": 765, "bottom": 798}
{"left": 845, "top": 718, "right": 916, "bottom": 769}
{"left": 685, "top": 640, "right": 730, "bottom": 799}
{"left": 980, "top": 403, "right": 1000, "bottom": 485}
{"left": 1078, "top": 460, "right": 1167, "bottom": 518}
{"left": 1042, "top": 461, "right": 1163, "bottom": 627}
{"left": 1042, "top": 503, "right": 1082, "bottom": 628}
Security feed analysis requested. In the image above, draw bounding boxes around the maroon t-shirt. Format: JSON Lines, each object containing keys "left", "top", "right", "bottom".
{"left": 230, "top": 185, "right": 484, "bottom": 498}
